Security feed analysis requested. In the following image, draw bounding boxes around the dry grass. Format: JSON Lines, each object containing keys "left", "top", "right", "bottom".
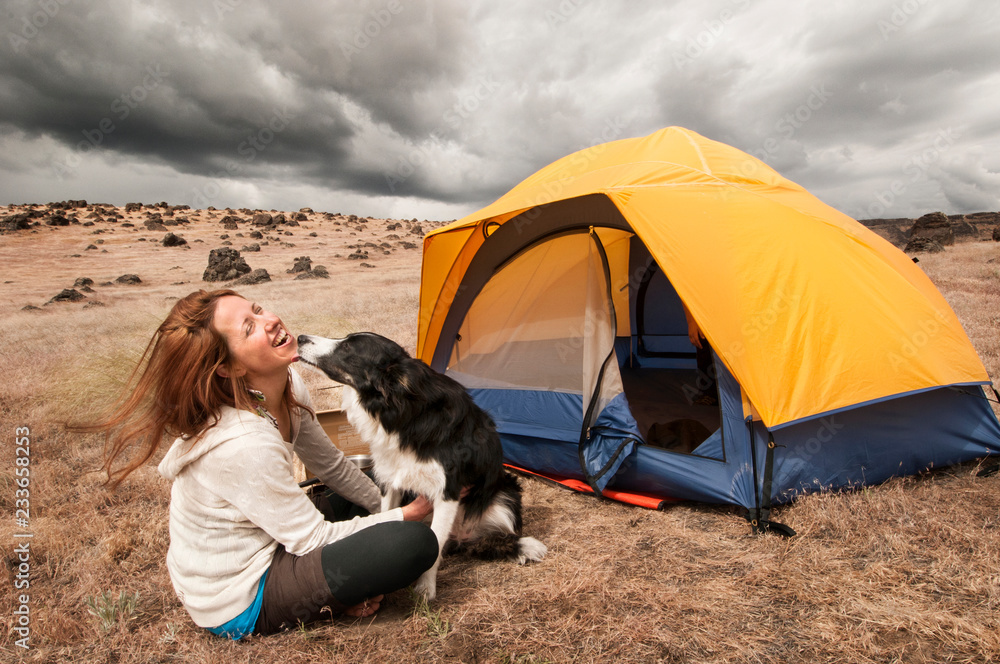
{"left": 1, "top": 206, "right": 999, "bottom": 663}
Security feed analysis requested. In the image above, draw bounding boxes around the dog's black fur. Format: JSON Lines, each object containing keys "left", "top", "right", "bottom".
{"left": 301, "top": 332, "right": 512, "bottom": 520}
{"left": 296, "top": 332, "right": 545, "bottom": 590}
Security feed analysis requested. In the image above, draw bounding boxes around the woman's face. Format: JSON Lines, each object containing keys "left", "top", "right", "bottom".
{"left": 211, "top": 295, "right": 298, "bottom": 381}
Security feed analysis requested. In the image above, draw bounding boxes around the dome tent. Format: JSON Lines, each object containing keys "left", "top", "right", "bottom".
{"left": 415, "top": 126, "right": 1000, "bottom": 530}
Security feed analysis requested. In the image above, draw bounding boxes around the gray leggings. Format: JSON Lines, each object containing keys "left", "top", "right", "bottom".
{"left": 253, "top": 488, "right": 438, "bottom": 634}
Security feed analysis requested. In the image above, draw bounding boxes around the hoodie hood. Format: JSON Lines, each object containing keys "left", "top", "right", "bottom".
{"left": 158, "top": 408, "right": 274, "bottom": 481}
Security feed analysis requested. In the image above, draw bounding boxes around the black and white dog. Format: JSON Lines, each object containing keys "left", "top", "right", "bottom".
{"left": 296, "top": 332, "right": 546, "bottom": 599}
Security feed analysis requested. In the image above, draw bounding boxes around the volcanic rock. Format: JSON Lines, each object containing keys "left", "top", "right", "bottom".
{"left": 203, "top": 247, "right": 251, "bottom": 282}
{"left": 904, "top": 237, "right": 945, "bottom": 253}
{"left": 287, "top": 256, "right": 312, "bottom": 273}
{"left": 231, "top": 268, "right": 271, "bottom": 286}
{"left": 50, "top": 200, "right": 87, "bottom": 210}
{"left": 909, "top": 212, "right": 953, "bottom": 246}
{"left": 163, "top": 232, "right": 188, "bottom": 247}
{"left": 3, "top": 213, "right": 35, "bottom": 230}
{"left": 115, "top": 274, "right": 142, "bottom": 285}
{"left": 294, "top": 264, "right": 329, "bottom": 280}
{"left": 47, "top": 288, "right": 86, "bottom": 304}
{"left": 948, "top": 215, "right": 979, "bottom": 240}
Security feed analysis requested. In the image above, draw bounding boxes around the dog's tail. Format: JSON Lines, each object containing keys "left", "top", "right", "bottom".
{"left": 460, "top": 468, "right": 517, "bottom": 521}
{"left": 450, "top": 473, "right": 547, "bottom": 564}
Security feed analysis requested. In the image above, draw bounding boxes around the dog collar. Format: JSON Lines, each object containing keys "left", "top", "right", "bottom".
{"left": 247, "top": 388, "right": 279, "bottom": 430}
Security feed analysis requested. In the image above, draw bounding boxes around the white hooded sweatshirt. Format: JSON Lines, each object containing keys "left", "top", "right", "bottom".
{"left": 157, "top": 368, "right": 402, "bottom": 628}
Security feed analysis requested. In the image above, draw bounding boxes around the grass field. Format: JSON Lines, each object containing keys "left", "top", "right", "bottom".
{"left": 1, "top": 204, "right": 999, "bottom": 663}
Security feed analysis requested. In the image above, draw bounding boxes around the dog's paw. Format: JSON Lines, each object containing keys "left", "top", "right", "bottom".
{"left": 516, "top": 536, "right": 547, "bottom": 564}
{"left": 413, "top": 572, "right": 437, "bottom": 601}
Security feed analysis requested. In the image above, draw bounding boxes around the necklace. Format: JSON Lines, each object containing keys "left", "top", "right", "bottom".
{"left": 246, "top": 388, "right": 279, "bottom": 430}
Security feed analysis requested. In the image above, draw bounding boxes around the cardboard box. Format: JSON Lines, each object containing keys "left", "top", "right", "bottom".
{"left": 316, "top": 408, "right": 370, "bottom": 457}
{"left": 295, "top": 409, "right": 371, "bottom": 484}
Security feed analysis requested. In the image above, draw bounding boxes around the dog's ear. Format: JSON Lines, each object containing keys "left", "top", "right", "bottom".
{"left": 374, "top": 362, "right": 421, "bottom": 412}
{"left": 372, "top": 362, "right": 400, "bottom": 403}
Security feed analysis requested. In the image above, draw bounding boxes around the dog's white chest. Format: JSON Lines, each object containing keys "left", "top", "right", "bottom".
{"left": 341, "top": 386, "right": 447, "bottom": 499}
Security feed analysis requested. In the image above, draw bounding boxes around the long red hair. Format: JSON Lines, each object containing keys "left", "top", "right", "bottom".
{"left": 79, "top": 289, "right": 308, "bottom": 488}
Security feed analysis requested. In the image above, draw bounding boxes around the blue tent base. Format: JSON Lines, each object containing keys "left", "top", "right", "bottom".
{"left": 495, "top": 383, "right": 1000, "bottom": 512}
{"left": 469, "top": 350, "right": 1000, "bottom": 512}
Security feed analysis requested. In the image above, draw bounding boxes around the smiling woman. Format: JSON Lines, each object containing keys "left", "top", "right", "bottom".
{"left": 71, "top": 289, "right": 438, "bottom": 639}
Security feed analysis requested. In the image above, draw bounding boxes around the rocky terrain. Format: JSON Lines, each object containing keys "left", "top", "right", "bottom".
{"left": 0, "top": 200, "right": 448, "bottom": 311}
{"left": 2, "top": 199, "right": 997, "bottom": 313}
{"left": 859, "top": 210, "right": 1000, "bottom": 253}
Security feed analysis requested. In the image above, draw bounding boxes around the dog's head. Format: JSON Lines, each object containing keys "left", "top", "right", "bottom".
{"left": 297, "top": 332, "right": 410, "bottom": 397}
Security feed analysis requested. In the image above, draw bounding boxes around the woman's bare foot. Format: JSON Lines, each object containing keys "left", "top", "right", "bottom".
{"left": 344, "top": 594, "right": 384, "bottom": 618}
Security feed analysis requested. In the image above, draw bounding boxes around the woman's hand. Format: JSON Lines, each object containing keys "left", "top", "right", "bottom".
{"left": 401, "top": 495, "right": 433, "bottom": 521}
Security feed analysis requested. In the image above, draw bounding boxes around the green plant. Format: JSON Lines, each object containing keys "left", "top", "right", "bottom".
{"left": 408, "top": 589, "right": 450, "bottom": 640}
{"left": 160, "top": 622, "right": 180, "bottom": 644}
{"left": 85, "top": 590, "right": 140, "bottom": 633}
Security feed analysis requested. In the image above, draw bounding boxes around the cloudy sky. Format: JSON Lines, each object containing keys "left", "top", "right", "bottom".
{"left": 1, "top": 0, "right": 997, "bottom": 221}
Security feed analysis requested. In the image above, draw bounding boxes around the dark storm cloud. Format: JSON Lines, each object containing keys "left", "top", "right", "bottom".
{"left": 0, "top": 0, "right": 996, "bottom": 218}
{"left": 0, "top": 0, "right": 473, "bottom": 198}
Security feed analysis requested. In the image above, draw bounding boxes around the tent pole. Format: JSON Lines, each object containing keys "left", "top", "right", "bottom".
{"left": 746, "top": 416, "right": 760, "bottom": 524}
{"left": 751, "top": 430, "right": 796, "bottom": 537}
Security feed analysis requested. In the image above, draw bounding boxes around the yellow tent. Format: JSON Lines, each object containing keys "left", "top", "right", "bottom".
{"left": 418, "top": 126, "right": 985, "bottom": 428}
{"left": 415, "top": 126, "right": 999, "bottom": 514}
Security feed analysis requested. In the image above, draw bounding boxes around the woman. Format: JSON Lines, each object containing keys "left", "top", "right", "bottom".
{"left": 87, "top": 289, "right": 438, "bottom": 639}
